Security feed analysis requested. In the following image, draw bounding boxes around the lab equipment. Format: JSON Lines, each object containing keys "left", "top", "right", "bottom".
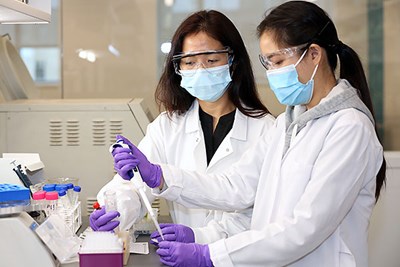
{"left": 110, "top": 139, "right": 164, "bottom": 241}
{"left": 157, "top": 241, "right": 212, "bottom": 267}
{"left": 0, "top": 35, "right": 152, "bottom": 218}
{"left": 71, "top": 185, "right": 81, "bottom": 206}
{"left": 0, "top": 211, "right": 57, "bottom": 267}
{"left": 104, "top": 189, "right": 118, "bottom": 212}
{"left": 0, "top": 183, "right": 30, "bottom": 207}
{"left": 58, "top": 190, "right": 71, "bottom": 209}
{"left": 35, "top": 213, "right": 81, "bottom": 263}
{"left": 55, "top": 184, "right": 68, "bottom": 193}
{"left": 150, "top": 223, "right": 195, "bottom": 245}
{"left": 43, "top": 183, "right": 56, "bottom": 192}
{"left": 65, "top": 182, "right": 74, "bottom": 201}
{"left": 79, "top": 231, "right": 123, "bottom": 267}
{"left": 45, "top": 191, "right": 58, "bottom": 215}
{"left": 31, "top": 190, "right": 47, "bottom": 224}
{"left": 10, "top": 160, "right": 33, "bottom": 189}
{"left": 104, "top": 189, "right": 119, "bottom": 232}
{"left": 32, "top": 190, "right": 46, "bottom": 206}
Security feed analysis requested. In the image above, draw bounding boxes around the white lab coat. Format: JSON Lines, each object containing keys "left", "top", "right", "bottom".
{"left": 158, "top": 81, "right": 383, "bottom": 266}
{"left": 98, "top": 100, "right": 275, "bottom": 242}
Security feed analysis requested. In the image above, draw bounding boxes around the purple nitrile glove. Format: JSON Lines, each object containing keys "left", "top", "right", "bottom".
{"left": 89, "top": 207, "right": 120, "bottom": 232}
{"left": 156, "top": 241, "right": 213, "bottom": 267}
{"left": 150, "top": 223, "right": 195, "bottom": 245}
{"left": 113, "top": 135, "right": 162, "bottom": 188}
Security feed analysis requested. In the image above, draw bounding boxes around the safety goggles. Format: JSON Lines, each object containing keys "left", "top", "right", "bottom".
{"left": 172, "top": 47, "right": 233, "bottom": 77}
{"left": 258, "top": 43, "right": 308, "bottom": 70}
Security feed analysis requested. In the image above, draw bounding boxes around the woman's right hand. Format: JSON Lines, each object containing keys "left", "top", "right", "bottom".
{"left": 113, "top": 135, "right": 163, "bottom": 188}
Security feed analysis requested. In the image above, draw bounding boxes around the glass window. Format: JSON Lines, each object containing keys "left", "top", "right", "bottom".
{"left": 20, "top": 47, "right": 60, "bottom": 83}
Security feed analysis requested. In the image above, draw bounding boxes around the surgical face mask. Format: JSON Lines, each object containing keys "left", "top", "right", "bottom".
{"left": 180, "top": 64, "right": 232, "bottom": 102}
{"left": 266, "top": 49, "right": 318, "bottom": 106}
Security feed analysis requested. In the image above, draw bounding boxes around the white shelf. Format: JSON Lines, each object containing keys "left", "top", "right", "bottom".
{"left": 0, "top": 0, "right": 51, "bottom": 24}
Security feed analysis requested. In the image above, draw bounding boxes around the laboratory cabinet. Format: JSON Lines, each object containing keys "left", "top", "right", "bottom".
{"left": 0, "top": 0, "right": 51, "bottom": 24}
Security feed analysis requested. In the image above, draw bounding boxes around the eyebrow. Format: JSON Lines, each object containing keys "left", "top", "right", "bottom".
{"left": 265, "top": 52, "right": 282, "bottom": 61}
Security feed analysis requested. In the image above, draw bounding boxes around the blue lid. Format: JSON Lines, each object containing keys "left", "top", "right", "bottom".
{"left": 0, "top": 184, "right": 30, "bottom": 202}
{"left": 55, "top": 184, "right": 68, "bottom": 192}
{"left": 73, "top": 186, "right": 81, "bottom": 192}
{"left": 65, "top": 183, "right": 74, "bottom": 189}
{"left": 58, "top": 190, "right": 67, "bottom": 197}
{"left": 43, "top": 184, "right": 56, "bottom": 192}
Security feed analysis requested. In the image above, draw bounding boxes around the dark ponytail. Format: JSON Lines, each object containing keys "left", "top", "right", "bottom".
{"left": 257, "top": 1, "right": 386, "bottom": 201}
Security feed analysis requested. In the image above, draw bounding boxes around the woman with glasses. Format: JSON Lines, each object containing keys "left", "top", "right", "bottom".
{"left": 89, "top": 10, "right": 274, "bottom": 242}
{"left": 112, "top": 1, "right": 386, "bottom": 266}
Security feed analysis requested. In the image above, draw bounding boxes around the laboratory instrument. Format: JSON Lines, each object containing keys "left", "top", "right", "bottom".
{"left": 0, "top": 212, "right": 57, "bottom": 267}
{"left": 0, "top": 34, "right": 152, "bottom": 217}
{"left": 110, "top": 140, "right": 164, "bottom": 240}
{"left": 79, "top": 231, "right": 123, "bottom": 267}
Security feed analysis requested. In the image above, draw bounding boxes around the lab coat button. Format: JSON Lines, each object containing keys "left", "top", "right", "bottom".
{"left": 196, "top": 138, "right": 199, "bottom": 142}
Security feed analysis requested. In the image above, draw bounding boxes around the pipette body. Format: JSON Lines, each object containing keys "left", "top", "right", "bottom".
{"left": 110, "top": 140, "right": 165, "bottom": 240}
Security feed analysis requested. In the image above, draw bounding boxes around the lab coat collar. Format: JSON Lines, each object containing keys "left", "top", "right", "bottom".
{"left": 184, "top": 100, "right": 248, "bottom": 141}
{"left": 282, "top": 79, "right": 374, "bottom": 156}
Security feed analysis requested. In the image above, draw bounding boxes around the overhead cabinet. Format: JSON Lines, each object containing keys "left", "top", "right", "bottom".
{"left": 0, "top": 0, "right": 51, "bottom": 24}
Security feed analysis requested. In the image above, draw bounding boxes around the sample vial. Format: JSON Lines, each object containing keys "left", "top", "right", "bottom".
{"left": 103, "top": 190, "right": 119, "bottom": 232}
{"left": 70, "top": 186, "right": 81, "bottom": 207}
{"left": 31, "top": 190, "right": 47, "bottom": 224}
{"left": 58, "top": 190, "right": 71, "bottom": 209}
{"left": 104, "top": 190, "right": 118, "bottom": 212}
{"left": 32, "top": 190, "right": 46, "bottom": 209}
{"left": 45, "top": 191, "right": 59, "bottom": 216}
{"left": 65, "top": 183, "right": 74, "bottom": 203}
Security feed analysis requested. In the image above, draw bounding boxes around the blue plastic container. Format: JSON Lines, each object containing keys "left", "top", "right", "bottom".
{"left": 0, "top": 184, "right": 30, "bottom": 207}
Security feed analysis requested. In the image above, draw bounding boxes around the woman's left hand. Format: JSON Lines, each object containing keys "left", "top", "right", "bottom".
{"left": 156, "top": 241, "right": 213, "bottom": 267}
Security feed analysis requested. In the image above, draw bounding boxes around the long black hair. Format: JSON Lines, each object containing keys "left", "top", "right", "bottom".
{"left": 155, "top": 10, "right": 270, "bottom": 118}
{"left": 257, "top": 1, "right": 386, "bottom": 201}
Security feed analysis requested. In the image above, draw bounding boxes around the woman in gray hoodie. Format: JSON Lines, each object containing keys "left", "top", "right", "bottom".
{"left": 112, "top": 1, "right": 386, "bottom": 266}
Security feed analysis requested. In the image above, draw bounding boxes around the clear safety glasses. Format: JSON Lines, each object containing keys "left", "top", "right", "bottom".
{"left": 172, "top": 47, "right": 233, "bottom": 77}
{"left": 259, "top": 43, "right": 308, "bottom": 70}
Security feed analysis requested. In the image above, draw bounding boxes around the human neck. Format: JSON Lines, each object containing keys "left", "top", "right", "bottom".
{"left": 198, "top": 94, "right": 235, "bottom": 118}
{"left": 306, "top": 70, "right": 337, "bottom": 110}
{"left": 198, "top": 94, "right": 235, "bottom": 130}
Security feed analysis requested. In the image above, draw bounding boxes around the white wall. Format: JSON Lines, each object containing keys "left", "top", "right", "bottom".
{"left": 61, "top": 0, "right": 159, "bottom": 117}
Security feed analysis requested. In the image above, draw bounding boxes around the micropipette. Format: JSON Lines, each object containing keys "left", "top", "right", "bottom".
{"left": 110, "top": 140, "right": 165, "bottom": 240}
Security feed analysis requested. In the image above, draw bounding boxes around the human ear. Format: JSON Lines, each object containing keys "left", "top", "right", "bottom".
{"left": 309, "top": 44, "right": 322, "bottom": 64}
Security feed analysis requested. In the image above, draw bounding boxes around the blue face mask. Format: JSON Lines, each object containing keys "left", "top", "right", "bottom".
{"left": 266, "top": 49, "right": 318, "bottom": 106}
{"left": 180, "top": 64, "right": 232, "bottom": 102}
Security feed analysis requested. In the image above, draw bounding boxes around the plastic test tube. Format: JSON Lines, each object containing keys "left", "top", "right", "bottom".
{"left": 65, "top": 183, "right": 74, "bottom": 203}
{"left": 103, "top": 189, "right": 119, "bottom": 232}
{"left": 32, "top": 190, "right": 46, "bottom": 209}
{"left": 58, "top": 190, "right": 71, "bottom": 209}
{"left": 45, "top": 191, "right": 59, "bottom": 215}
{"left": 70, "top": 186, "right": 81, "bottom": 207}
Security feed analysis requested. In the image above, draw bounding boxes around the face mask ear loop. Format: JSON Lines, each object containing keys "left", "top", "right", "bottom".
{"left": 310, "top": 64, "right": 319, "bottom": 80}
{"left": 294, "top": 49, "right": 308, "bottom": 67}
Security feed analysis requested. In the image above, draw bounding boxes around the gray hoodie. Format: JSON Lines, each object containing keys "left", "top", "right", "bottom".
{"left": 282, "top": 79, "right": 375, "bottom": 157}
